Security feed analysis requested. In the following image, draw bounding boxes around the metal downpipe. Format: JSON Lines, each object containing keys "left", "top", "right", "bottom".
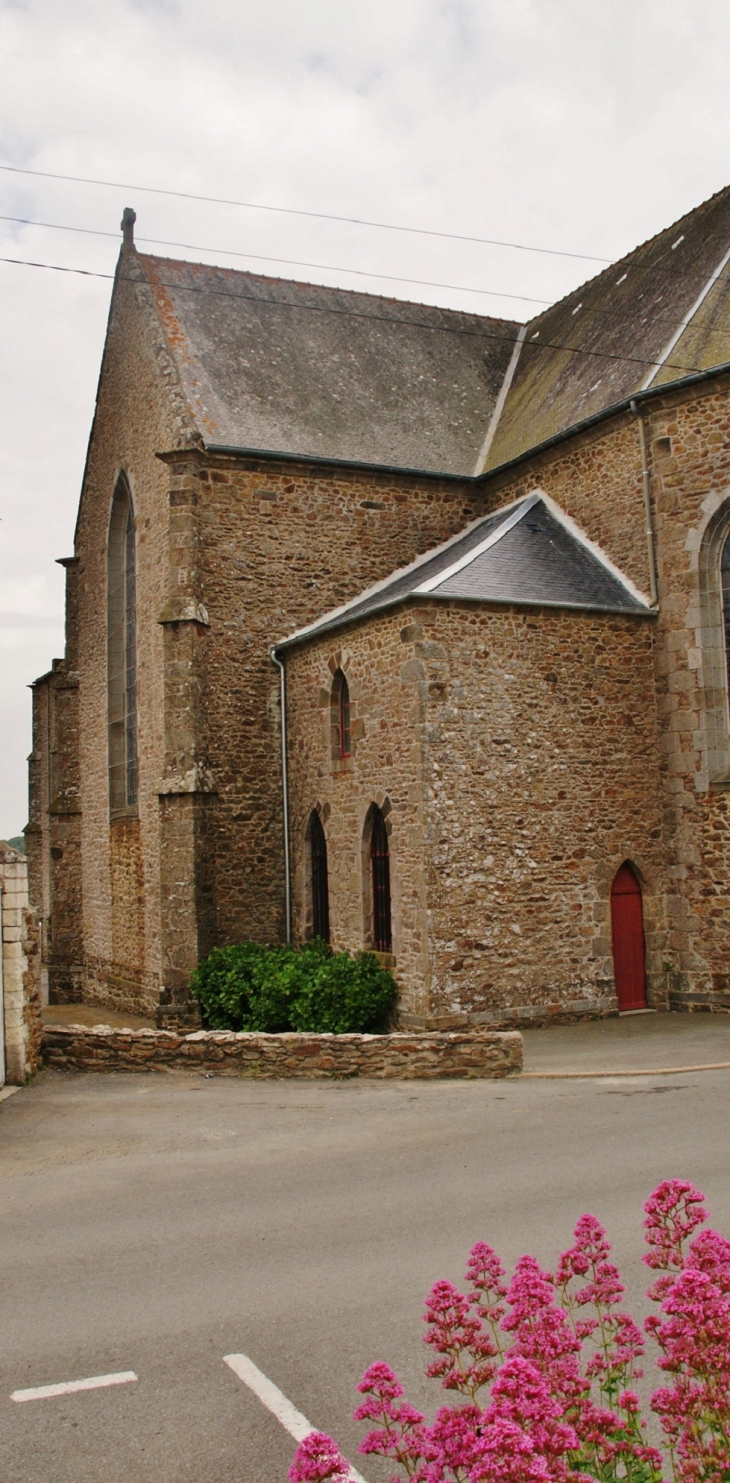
{"left": 270, "top": 648, "right": 292, "bottom": 944}
{"left": 630, "top": 399, "right": 659, "bottom": 608}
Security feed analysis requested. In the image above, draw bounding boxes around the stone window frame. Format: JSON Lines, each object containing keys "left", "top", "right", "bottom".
{"left": 331, "top": 668, "right": 351, "bottom": 760}
{"left": 327, "top": 651, "right": 364, "bottom": 773}
{"left": 699, "top": 495, "right": 730, "bottom": 788}
{"left": 107, "top": 472, "right": 139, "bottom": 818}
{"left": 362, "top": 799, "right": 394, "bottom": 962}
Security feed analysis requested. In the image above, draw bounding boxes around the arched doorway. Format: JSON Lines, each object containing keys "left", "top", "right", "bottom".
{"left": 610, "top": 863, "right": 647, "bottom": 1011}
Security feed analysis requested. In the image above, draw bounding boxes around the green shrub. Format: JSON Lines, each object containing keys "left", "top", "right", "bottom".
{"left": 191, "top": 939, "right": 397, "bottom": 1035}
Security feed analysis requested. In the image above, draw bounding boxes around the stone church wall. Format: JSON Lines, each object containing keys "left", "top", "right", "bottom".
{"left": 44, "top": 265, "right": 182, "bottom": 1013}
{"left": 417, "top": 601, "right": 664, "bottom": 1024}
{"left": 29, "top": 249, "right": 730, "bottom": 1022}
{"left": 191, "top": 454, "right": 479, "bottom": 962}
{"left": 477, "top": 371, "right": 730, "bottom": 1011}
{"left": 27, "top": 558, "right": 83, "bottom": 1004}
{"left": 638, "top": 376, "right": 730, "bottom": 1009}
{"left": 285, "top": 617, "right": 432, "bottom": 1015}
{"left": 32, "top": 265, "right": 481, "bottom": 1017}
{"left": 284, "top": 600, "right": 664, "bottom": 1027}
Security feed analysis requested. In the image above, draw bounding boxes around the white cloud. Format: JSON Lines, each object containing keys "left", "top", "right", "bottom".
{"left": 1, "top": 0, "right": 730, "bottom": 834}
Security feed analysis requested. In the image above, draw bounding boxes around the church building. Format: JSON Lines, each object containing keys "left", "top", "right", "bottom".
{"left": 27, "top": 186, "right": 730, "bottom": 1029}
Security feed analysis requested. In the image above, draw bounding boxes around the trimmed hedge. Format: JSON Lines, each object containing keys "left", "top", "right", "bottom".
{"left": 191, "top": 939, "right": 398, "bottom": 1035}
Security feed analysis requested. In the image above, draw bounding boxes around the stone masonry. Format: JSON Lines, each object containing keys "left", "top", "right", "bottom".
{"left": 284, "top": 599, "right": 664, "bottom": 1027}
{"left": 27, "top": 244, "right": 483, "bottom": 1019}
{"left": 41, "top": 1023, "right": 522, "bottom": 1080}
{"left": 0, "top": 842, "right": 42, "bottom": 1083}
{"left": 29, "top": 364, "right": 730, "bottom": 1026}
{"left": 26, "top": 200, "right": 730, "bottom": 1030}
{"left": 478, "top": 374, "right": 730, "bottom": 1011}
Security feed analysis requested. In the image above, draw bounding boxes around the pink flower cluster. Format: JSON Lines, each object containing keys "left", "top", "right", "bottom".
{"left": 645, "top": 1200, "right": 730, "bottom": 1482}
{"left": 290, "top": 1180, "right": 730, "bottom": 1483}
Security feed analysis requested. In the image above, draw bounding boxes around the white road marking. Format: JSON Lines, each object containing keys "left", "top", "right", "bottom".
{"left": 223, "top": 1353, "right": 369, "bottom": 1483}
{"left": 11, "top": 1371, "right": 138, "bottom": 1403}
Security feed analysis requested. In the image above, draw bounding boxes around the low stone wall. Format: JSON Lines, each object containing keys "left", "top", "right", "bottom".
{"left": 41, "top": 1025, "right": 522, "bottom": 1079}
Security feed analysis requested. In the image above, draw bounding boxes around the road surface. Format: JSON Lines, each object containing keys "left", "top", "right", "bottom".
{"left": 2, "top": 1015, "right": 729, "bottom": 1481}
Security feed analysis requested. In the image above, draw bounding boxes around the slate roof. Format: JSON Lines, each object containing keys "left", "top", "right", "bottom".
{"left": 135, "top": 254, "right": 519, "bottom": 476}
{"left": 275, "top": 493, "right": 651, "bottom": 650}
{"left": 129, "top": 183, "right": 730, "bottom": 477}
{"left": 483, "top": 183, "right": 730, "bottom": 470}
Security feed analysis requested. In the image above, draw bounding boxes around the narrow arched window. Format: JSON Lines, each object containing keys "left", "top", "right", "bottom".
{"left": 108, "top": 478, "right": 138, "bottom": 813}
{"left": 722, "top": 534, "right": 730, "bottom": 695}
{"left": 331, "top": 668, "right": 351, "bottom": 759}
{"left": 699, "top": 502, "right": 730, "bottom": 783}
{"left": 309, "top": 811, "right": 330, "bottom": 942}
{"left": 369, "top": 806, "right": 392, "bottom": 953}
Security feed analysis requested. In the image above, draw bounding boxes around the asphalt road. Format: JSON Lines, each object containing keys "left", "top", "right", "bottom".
{"left": 1, "top": 1024, "right": 729, "bottom": 1482}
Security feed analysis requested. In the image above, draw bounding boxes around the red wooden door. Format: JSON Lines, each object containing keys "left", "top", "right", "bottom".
{"left": 610, "top": 863, "right": 647, "bottom": 1011}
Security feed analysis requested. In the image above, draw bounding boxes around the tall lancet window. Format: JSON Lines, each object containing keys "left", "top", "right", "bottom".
{"left": 699, "top": 503, "right": 730, "bottom": 782}
{"left": 331, "top": 669, "right": 351, "bottom": 760}
{"left": 309, "top": 810, "right": 330, "bottom": 943}
{"left": 369, "top": 805, "right": 392, "bottom": 954}
{"left": 108, "top": 477, "right": 138, "bottom": 813}
{"left": 722, "top": 534, "right": 730, "bottom": 698}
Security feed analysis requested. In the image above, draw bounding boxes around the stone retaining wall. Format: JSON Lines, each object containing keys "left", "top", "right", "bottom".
{"left": 41, "top": 1025, "right": 522, "bottom": 1080}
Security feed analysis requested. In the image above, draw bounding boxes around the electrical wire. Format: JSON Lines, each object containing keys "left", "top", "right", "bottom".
{"left": 0, "top": 214, "right": 552, "bottom": 308}
{"left": 0, "top": 252, "right": 711, "bottom": 379}
{"left": 2, "top": 213, "right": 727, "bottom": 335}
{"left": 2, "top": 212, "right": 727, "bottom": 336}
{"left": 0, "top": 161, "right": 613, "bottom": 266}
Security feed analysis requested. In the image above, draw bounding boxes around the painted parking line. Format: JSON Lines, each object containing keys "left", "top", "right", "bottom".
{"left": 11, "top": 1371, "right": 138, "bottom": 1403}
{"left": 223, "top": 1353, "right": 368, "bottom": 1483}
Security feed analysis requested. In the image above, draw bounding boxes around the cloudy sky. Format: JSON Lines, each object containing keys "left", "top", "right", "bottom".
{"left": 1, "top": 0, "right": 730, "bottom": 839}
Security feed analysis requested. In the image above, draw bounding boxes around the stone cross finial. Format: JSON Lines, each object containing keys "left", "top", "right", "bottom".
{"left": 121, "top": 207, "right": 137, "bottom": 248}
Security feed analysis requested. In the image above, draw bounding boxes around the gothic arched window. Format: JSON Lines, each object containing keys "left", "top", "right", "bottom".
{"left": 331, "top": 668, "right": 351, "bottom": 760}
{"left": 699, "top": 501, "right": 730, "bottom": 784}
{"left": 108, "top": 477, "right": 138, "bottom": 813}
{"left": 309, "top": 810, "right": 330, "bottom": 943}
{"left": 722, "top": 533, "right": 730, "bottom": 693}
{"left": 368, "top": 805, "right": 392, "bottom": 954}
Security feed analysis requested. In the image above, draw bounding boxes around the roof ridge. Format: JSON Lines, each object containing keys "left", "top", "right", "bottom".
{"left": 522, "top": 181, "right": 730, "bottom": 332}
{"left": 275, "top": 496, "right": 530, "bottom": 648}
{"left": 275, "top": 491, "right": 649, "bottom": 650}
{"left": 136, "top": 250, "right": 521, "bottom": 329}
{"left": 414, "top": 494, "right": 539, "bottom": 594}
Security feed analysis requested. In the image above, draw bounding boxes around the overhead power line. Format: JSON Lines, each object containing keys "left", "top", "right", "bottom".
{"left": 0, "top": 214, "right": 551, "bottom": 308}
{"left": 0, "top": 161, "right": 613, "bottom": 266}
{"left": 0, "top": 253, "right": 710, "bottom": 380}
{"left": 1, "top": 164, "right": 724, "bottom": 300}
{"left": 1, "top": 212, "right": 725, "bottom": 336}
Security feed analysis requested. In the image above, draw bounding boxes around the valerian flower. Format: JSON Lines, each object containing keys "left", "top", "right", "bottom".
{"left": 643, "top": 1179, "right": 707, "bottom": 1299}
{"left": 355, "top": 1362, "right": 429, "bottom": 1480}
{"left": 424, "top": 1279, "right": 500, "bottom": 1398}
{"left": 289, "top": 1432, "right": 351, "bottom": 1482}
{"left": 291, "top": 1181, "right": 730, "bottom": 1483}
